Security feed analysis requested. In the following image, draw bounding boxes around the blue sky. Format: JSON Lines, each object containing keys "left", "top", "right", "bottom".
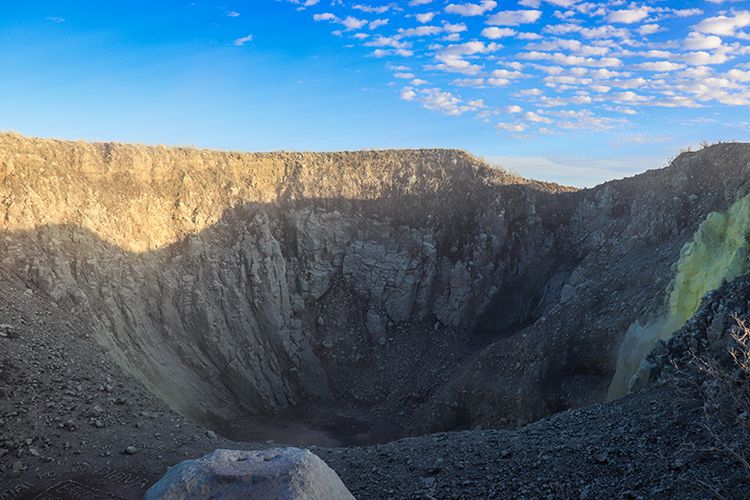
{"left": 0, "top": 1, "right": 749, "bottom": 186}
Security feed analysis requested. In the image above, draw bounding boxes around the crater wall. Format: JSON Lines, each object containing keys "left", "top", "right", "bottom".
{"left": 2, "top": 133, "right": 749, "bottom": 435}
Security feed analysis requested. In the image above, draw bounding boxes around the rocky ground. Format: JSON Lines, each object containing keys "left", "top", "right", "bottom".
{"left": 645, "top": 273, "right": 750, "bottom": 388}
{"left": 2, "top": 258, "right": 748, "bottom": 498}
{"left": 321, "top": 386, "right": 749, "bottom": 499}
{"left": 0, "top": 268, "right": 236, "bottom": 499}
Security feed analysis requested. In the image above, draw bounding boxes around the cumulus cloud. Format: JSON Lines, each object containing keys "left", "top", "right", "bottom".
{"left": 607, "top": 8, "right": 650, "bottom": 24}
{"left": 481, "top": 27, "right": 517, "bottom": 39}
{"left": 638, "top": 24, "right": 662, "bottom": 36}
{"left": 277, "top": 0, "right": 750, "bottom": 137}
{"left": 445, "top": 1, "right": 497, "bottom": 17}
{"left": 486, "top": 10, "right": 543, "bottom": 26}
{"left": 402, "top": 87, "right": 485, "bottom": 115}
{"left": 428, "top": 41, "right": 501, "bottom": 75}
{"left": 497, "top": 122, "right": 526, "bottom": 132}
{"left": 685, "top": 32, "right": 723, "bottom": 50}
{"left": 694, "top": 11, "right": 750, "bottom": 37}
{"left": 635, "top": 61, "right": 684, "bottom": 72}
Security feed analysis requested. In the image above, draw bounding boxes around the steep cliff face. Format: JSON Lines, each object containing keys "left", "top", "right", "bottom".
{"left": 415, "top": 143, "right": 750, "bottom": 430}
{"left": 0, "top": 134, "right": 568, "bottom": 431}
{"left": 1, "top": 133, "right": 749, "bottom": 436}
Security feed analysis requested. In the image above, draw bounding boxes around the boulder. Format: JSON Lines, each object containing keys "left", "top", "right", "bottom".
{"left": 144, "top": 448, "right": 355, "bottom": 500}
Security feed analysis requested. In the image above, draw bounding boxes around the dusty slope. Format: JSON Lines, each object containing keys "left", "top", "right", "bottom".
{"left": 0, "top": 266, "right": 233, "bottom": 499}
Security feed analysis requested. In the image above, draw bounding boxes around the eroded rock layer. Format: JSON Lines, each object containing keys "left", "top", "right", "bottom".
{"left": 1, "top": 133, "right": 749, "bottom": 436}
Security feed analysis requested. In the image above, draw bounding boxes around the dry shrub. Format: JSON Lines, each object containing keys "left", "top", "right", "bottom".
{"left": 689, "top": 315, "right": 750, "bottom": 474}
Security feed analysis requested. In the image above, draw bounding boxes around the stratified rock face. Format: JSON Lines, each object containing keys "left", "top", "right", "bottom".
{"left": 144, "top": 448, "right": 355, "bottom": 500}
{"left": 0, "top": 132, "right": 749, "bottom": 434}
{"left": 0, "top": 133, "right": 565, "bottom": 429}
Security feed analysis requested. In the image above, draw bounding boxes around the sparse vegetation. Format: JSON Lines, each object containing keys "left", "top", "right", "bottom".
{"left": 686, "top": 316, "right": 750, "bottom": 477}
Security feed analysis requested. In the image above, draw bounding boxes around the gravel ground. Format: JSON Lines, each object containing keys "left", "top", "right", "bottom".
{"left": 0, "top": 270, "right": 235, "bottom": 499}
{"left": 319, "top": 387, "right": 748, "bottom": 499}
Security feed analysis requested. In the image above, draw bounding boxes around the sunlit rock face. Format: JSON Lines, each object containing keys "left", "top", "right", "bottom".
{"left": 0, "top": 133, "right": 568, "bottom": 433}
{"left": 1, "top": 132, "right": 750, "bottom": 436}
{"left": 609, "top": 192, "right": 750, "bottom": 399}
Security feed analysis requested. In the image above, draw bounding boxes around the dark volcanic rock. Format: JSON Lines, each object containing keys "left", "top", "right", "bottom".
{"left": 318, "top": 387, "right": 749, "bottom": 499}
{"left": 646, "top": 273, "right": 750, "bottom": 386}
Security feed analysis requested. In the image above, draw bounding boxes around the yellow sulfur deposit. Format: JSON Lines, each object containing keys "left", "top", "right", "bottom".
{"left": 608, "top": 193, "right": 750, "bottom": 399}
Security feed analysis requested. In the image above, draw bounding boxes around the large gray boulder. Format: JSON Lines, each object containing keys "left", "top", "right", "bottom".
{"left": 144, "top": 448, "right": 355, "bottom": 500}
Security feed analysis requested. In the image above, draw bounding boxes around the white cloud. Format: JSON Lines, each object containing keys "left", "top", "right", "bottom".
{"left": 407, "top": 87, "right": 486, "bottom": 115}
{"left": 280, "top": 0, "right": 750, "bottom": 138}
{"left": 497, "top": 122, "right": 526, "bottom": 132}
{"left": 638, "top": 24, "right": 662, "bottom": 36}
{"left": 524, "top": 111, "right": 552, "bottom": 123}
{"left": 399, "top": 25, "right": 443, "bottom": 37}
{"left": 372, "top": 48, "right": 414, "bottom": 57}
{"left": 634, "top": 61, "right": 684, "bottom": 71}
{"left": 233, "top": 34, "right": 254, "bottom": 46}
{"left": 342, "top": 16, "right": 368, "bottom": 30}
{"left": 607, "top": 8, "right": 650, "bottom": 24}
{"left": 444, "top": 22, "right": 468, "bottom": 33}
{"left": 365, "top": 36, "right": 409, "bottom": 49}
{"left": 445, "top": 1, "right": 497, "bottom": 17}
{"left": 694, "top": 11, "right": 750, "bottom": 36}
{"left": 313, "top": 13, "right": 371, "bottom": 31}
{"left": 429, "top": 41, "right": 500, "bottom": 74}
{"left": 481, "top": 27, "right": 517, "bottom": 39}
{"left": 353, "top": 4, "right": 394, "bottom": 14}
{"left": 486, "top": 10, "right": 543, "bottom": 26}
{"left": 685, "top": 32, "right": 723, "bottom": 50}
{"left": 400, "top": 87, "right": 417, "bottom": 101}
{"left": 521, "top": 51, "right": 622, "bottom": 67}
{"left": 545, "top": 23, "right": 631, "bottom": 39}
{"left": 286, "top": 0, "right": 319, "bottom": 8}
{"left": 526, "top": 38, "right": 610, "bottom": 57}
{"left": 369, "top": 19, "right": 389, "bottom": 29}
{"left": 728, "top": 69, "right": 750, "bottom": 82}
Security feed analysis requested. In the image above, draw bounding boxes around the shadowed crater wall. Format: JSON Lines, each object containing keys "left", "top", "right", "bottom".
{"left": 2, "top": 133, "right": 750, "bottom": 443}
